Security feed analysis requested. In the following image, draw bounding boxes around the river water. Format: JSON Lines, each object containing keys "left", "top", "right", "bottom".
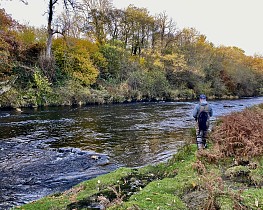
{"left": 0, "top": 97, "right": 263, "bottom": 209}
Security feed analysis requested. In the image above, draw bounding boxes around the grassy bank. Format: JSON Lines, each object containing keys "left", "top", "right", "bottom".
{"left": 14, "top": 105, "right": 263, "bottom": 210}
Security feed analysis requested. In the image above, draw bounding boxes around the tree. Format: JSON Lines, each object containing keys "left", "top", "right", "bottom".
{"left": 80, "top": 0, "right": 113, "bottom": 44}
{"left": 14, "top": 0, "right": 77, "bottom": 58}
{"left": 106, "top": 8, "right": 124, "bottom": 43}
{"left": 55, "top": 12, "right": 83, "bottom": 38}
{"left": 0, "top": 8, "right": 20, "bottom": 79}
{"left": 154, "top": 11, "right": 177, "bottom": 54}
{"left": 124, "top": 5, "right": 154, "bottom": 56}
{"left": 46, "top": 0, "right": 77, "bottom": 58}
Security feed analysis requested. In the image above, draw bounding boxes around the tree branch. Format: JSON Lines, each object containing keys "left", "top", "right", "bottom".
{"left": 20, "top": 0, "right": 28, "bottom": 5}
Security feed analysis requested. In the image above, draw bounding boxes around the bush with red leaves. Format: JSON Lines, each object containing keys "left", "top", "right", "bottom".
{"left": 211, "top": 106, "right": 263, "bottom": 160}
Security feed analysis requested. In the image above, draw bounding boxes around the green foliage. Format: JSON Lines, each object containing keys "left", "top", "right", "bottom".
{"left": 144, "top": 70, "right": 170, "bottom": 99}
{"left": 0, "top": 87, "right": 20, "bottom": 107}
{"left": 249, "top": 157, "right": 263, "bottom": 186}
{"left": 241, "top": 188, "right": 263, "bottom": 209}
{"left": 0, "top": 69, "right": 53, "bottom": 107}
{"left": 16, "top": 69, "right": 53, "bottom": 106}
{"left": 78, "top": 168, "right": 132, "bottom": 199}
{"left": 194, "top": 80, "right": 212, "bottom": 96}
{"left": 13, "top": 196, "right": 70, "bottom": 210}
{"left": 216, "top": 196, "right": 234, "bottom": 210}
{"left": 17, "top": 26, "right": 36, "bottom": 47}
{"left": 52, "top": 79, "right": 91, "bottom": 105}
{"left": 99, "top": 44, "right": 124, "bottom": 79}
{"left": 127, "top": 68, "right": 170, "bottom": 100}
{"left": 119, "top": 188, "right": 187, "bottom": 210}
{"left": 33, "top": 70, "right": 52, "bottom": 104}
{"left": 224, "top": 165, "right": 250, "bottom": 178}
{"left": 16, "top": 168, "right": 132, "bottom": 210}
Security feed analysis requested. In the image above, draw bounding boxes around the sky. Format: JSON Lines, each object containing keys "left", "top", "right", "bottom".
{"left": 1, "top": 0, "right": 263, "bottom": 56}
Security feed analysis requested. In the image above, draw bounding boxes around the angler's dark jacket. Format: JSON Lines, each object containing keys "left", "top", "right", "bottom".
{"left": 193, "top": 101, "right": 213, "bottom": 120}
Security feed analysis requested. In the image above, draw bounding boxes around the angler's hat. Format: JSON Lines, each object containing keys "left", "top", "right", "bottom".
{"left": 199, "top": 94, "right": 206, "bottom": 99}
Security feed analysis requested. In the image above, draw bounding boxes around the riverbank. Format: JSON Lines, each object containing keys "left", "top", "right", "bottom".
{"left": 0, "top": 82, "right": 242, "bottom": 109}
{"left": 14, "top": 104, "right": 263, "bottom": 210}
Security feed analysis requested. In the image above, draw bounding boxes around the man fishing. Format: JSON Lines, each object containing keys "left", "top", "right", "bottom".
{"left": 193, "top": 94, "right": 213, "bottom": 149}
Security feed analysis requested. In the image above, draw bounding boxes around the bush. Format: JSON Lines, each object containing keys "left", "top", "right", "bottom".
{"left": 53, "top": 79, "right": 91, "bottom": 106}
{"left": 210, "top": 106, "right": 263, "bottom": 160}
{"left": 52, "top": 38, "right": 99, "bottom": 85}
{"left": 127, "top": 69, "right": 170, "bottom": 100}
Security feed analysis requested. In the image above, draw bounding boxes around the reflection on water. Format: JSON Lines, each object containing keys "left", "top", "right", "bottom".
{"left": 0, "top": 97, "right": 263, "bottom": 208}
{"left": 46, "top": 102, "right": 193, "bottom": 166}
{"left": 1, "top": 98, "right": 263, "bottom": 167}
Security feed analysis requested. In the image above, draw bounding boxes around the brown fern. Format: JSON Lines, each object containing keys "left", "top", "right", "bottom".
{"left": 210, "top": 107, "right": 263, "bottom": 161}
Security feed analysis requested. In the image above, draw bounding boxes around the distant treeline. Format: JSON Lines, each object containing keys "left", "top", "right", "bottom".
{"left": 1, "top": 1, "right": 263, "bottom": 107}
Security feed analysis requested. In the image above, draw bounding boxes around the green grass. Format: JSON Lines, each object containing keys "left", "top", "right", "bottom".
{"left": 14, "top": 143, "right": 263, "bottom": 210}
{"left": 14, "top": 168, "right": 132, "bottom": 210}
{"left": 241, "top": 188, "right": 263, "bottom": 209}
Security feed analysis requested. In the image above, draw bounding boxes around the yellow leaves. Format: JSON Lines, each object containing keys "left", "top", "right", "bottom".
{"left": 53, "top": 37, "right": 99, "bottom": 85}
{"left": 126, "top": 5, "right": 154, "bottom": 24}
{"left": 153, "top": 58, "right": 163, "bottom": 69}
{"left": 246, "top": 55, "right": 263, "bottom": 74}
{"left": 70, "top": 53, "right": 99, "bottom": 85}
{"left": 139, "top": 57, "right": 146, "bottom": 65}
{"left": 143, "top": 51, "right": 187, "bottom": 72}
{"left": 17, "top": 26, "right": 36, "bottom": 46}
{"left": 0, "top": 9, "right": 14, "bottom": 30}
{"left": 161, "top": 53, "right": 187, "bottom": 72}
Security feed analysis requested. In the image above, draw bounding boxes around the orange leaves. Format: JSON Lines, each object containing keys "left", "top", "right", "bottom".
{"left": 211, "top": 107, "right": 263, "bottom": 159}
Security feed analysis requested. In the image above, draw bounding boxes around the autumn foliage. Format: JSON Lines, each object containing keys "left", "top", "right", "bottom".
{"left": 210, "top": 106, "right": 263, "bottom": 160}
{"left": 1, "top": 4, "right": 263, "bottom": 107}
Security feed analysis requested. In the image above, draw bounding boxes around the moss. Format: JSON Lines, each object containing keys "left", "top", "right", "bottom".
{"left": 14, "top": 196, "right": 70, "bottom": 210}
{"left": 110, "top": 177, "right": 192, "bottom": 209}
{"left": 225, "top": 165, "right": 250, "bottom": 178}
{"left": 106, "top": 145, "right": 199, "bottom": 210}
{"left": 216, "top": 195, "right": 234, "bottom": 210}
{"left": 249, "top": 158, "right": 263, "bottom": 186}
{"left": 241, "top": 188, "right": 263, "bottom": 209}
{"left": 114, "top": 192, "right": 187, "bottom": 210}
{"left": 77, "top": 168, "right": 132, "bottom": 200}
{"left": 14, "top": 168, "right": 132, "bottom": 210}
{"left": 169, "top": 144, "right": 197, "bottom": 163}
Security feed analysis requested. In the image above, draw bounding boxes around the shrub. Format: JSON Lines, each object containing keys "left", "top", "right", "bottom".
{"left": 53, "top": 79, "right": 91, "bottom": 106}
{"left": 210, "top": 106, "right": 263, "bottom": 160}
{"left": 52, "top": 38, "right": 99, "bottom": 85}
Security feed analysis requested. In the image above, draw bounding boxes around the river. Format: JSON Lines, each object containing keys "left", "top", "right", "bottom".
{"left": 0, "top": 97, "right": 263, "bottom": 209}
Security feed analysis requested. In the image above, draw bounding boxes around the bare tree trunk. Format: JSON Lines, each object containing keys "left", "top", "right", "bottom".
{"left": 46, "top": 0, "right": 57, "bottom": 58}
